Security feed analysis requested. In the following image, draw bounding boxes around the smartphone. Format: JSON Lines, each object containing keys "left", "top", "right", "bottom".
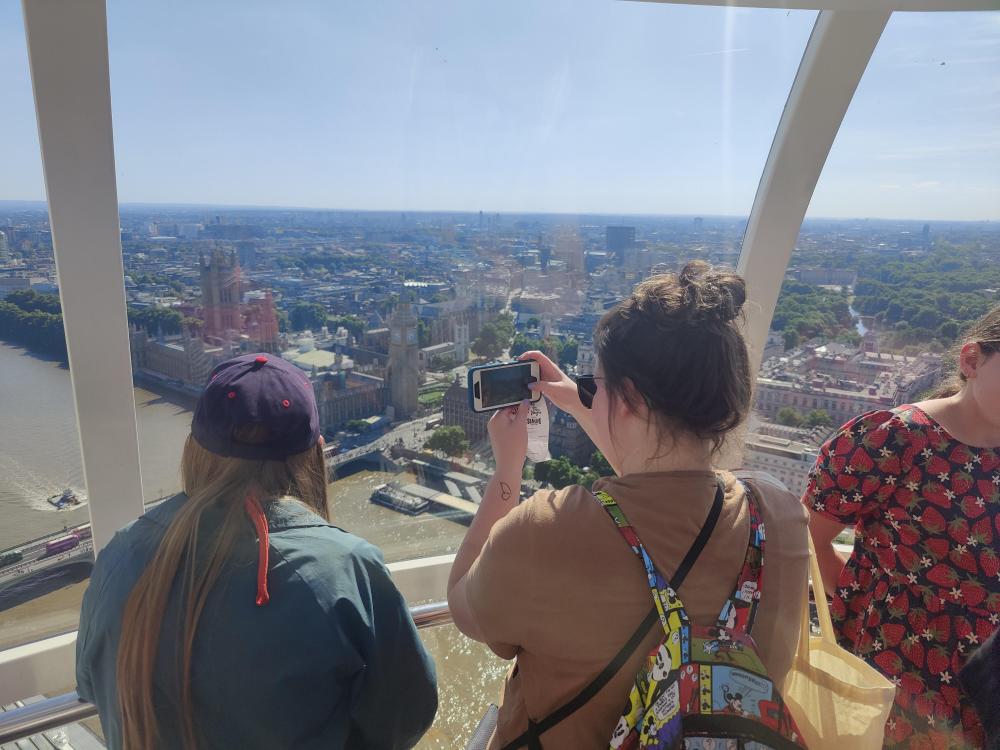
{"left": 468, "top": 360, "right": 541, "bottom": 413}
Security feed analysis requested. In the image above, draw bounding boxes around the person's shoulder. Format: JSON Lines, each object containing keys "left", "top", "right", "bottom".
{"left": 87, "top": 495, "right": 186, "bottom": 605}
{"left": 832, "top": 407, "right": 920, "bottom": 442}
{"left": 272, "top": 511, "right": 384, "bottom": 570}
{"left": 519, "top": 483, "right": 600, "bottom": 524}
{"left": 483, "top": 483, "right": 600, "bottom": 555}
{"left": 730, "top": 470, "right": 808, "bottom": 527}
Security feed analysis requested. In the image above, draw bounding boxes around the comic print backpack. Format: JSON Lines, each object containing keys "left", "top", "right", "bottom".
{"left": 597, "top": 480, "right": 808, "bottom": 750}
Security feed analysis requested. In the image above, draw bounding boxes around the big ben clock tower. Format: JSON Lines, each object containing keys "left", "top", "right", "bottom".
{"left": 388, "top": 301, "right": 420, "bottom": 419}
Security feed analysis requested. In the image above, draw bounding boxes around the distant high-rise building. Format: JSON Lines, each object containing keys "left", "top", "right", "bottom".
{"left": 538, "top": 245, "right": 552, "bottom": 271}
{"left": 555, "top": 232, "right": 584, "bottom": 273}
{"left": 236, "top": 241, "right": 258, "bottom": 268}
{"left": 200, "top": 249, "right": 241, "bottom": 342}
{"left": 388, "top": 302, "right": 420, "bottom": 419}
{"left": 693, "top": 217, "right": 704, "bottom": 231}
{"left": 0, "top": 230, "right": 9, "bottom": 260}
{"left": 605, "top": 226, "right": 636, "bottom": 266}
{"left": 177, "top": 223, "right": 201, "bottom": 240}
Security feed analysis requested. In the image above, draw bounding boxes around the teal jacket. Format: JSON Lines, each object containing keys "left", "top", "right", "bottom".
{"left": 76, "top": 494, "right": 437, "bottom": 749}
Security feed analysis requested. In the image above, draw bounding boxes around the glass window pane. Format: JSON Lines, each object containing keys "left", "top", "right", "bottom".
{"left": 0, "top": 4, "right": 94, "bottom": 652}
{"left": 107, "top": 0, "right": 816, "bottom": 567}
{"left": 415, "top": 624, "right": 508, "bottom": 749}
{"left": 755, "top": 12, "right": 1000, "bottom": 500}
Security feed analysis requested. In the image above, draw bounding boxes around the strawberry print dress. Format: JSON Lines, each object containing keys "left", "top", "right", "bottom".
{"left": 806, "top": 406, "right": 1000, "bottom": 749}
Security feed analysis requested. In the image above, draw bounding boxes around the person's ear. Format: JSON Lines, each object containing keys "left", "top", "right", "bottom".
{"left": 619, "top": 377, "right": 648, "bottom": 417}
{"left": 959, "top": 343, "right": 982, "bottom": 380}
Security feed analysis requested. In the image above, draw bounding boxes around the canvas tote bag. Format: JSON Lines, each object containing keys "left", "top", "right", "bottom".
{"left": 783, "top": 537, "right": 896, "bottom": 750}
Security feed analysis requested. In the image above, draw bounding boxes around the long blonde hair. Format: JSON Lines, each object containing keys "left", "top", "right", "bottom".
{"left": 116, "top": 428, "right": 328, "bottom": 749}
{"left": 932, "top": 304, "right": 1000, "bottom": 398}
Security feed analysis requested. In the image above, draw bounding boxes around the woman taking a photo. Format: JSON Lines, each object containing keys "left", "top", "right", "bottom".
{"left": 77, "top": 353, "right": 437, "bottom": 749}
{"left": 448, "top": 262, "right": 809, "bottom": 749}
{"left": 807, "top": 304, "right": 1000, "bottom": 749}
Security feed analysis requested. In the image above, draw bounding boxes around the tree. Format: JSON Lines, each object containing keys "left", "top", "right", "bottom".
{"left": 424, "top": 425, "right": 469, "bottom": 456}
{"left": 0, "top": 298, "right": 68, "bottom": 361}
{"left": 782, "top": 329, "right": 800, "bottom": 350}
{"left": 5, "top": 289, "right": 61, "bottom": 314}
{"left": 127, "top": 306, "right": 183, "bottom": 335}
{"left": 558, "top": 338, "right": 579, "bottom": 368}
{"left": 346, "top": 419, "right": 370, "bottom": 433}
{"left": 533, "top": 455, "right": 598, "bottom": 489}
{"left": 328, "top": 314, "right": 366, "bottom": 341}
{"left": 937, "top": 320, "right": 960, "bottom": 342}
{"left": 776, "top": 407, "right": 804, "bottom": 427}
{"left": 428, "top": 354, "right": 455, "bottom": 372}
{"left": 805, "top": 409, "right": 832, "bottom": 428}
{"left": 288, "top": 302, "right": 328, "bottom": 331}
{"left": 590, "top": 450, "right": 614, "bottom": 477}
{"left": 472, "top": 314, "right": 515, "bottom": 360}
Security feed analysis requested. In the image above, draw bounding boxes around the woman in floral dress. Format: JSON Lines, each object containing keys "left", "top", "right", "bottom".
{"left": 806, "top": 305, "right": 1000, "bottom": 749}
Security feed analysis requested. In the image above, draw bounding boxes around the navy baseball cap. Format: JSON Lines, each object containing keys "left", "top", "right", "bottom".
{"left": 191, "top": 353, "right": 320, "bottom": 461}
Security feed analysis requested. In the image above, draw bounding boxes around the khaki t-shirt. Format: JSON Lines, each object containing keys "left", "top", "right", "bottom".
{"left": 463, "top": 470, "right": 809, "bottom": 750}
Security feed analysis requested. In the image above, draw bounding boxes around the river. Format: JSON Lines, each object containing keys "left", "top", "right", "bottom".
{"left": 0, "top": 343, "right": 504, "bottom": 747}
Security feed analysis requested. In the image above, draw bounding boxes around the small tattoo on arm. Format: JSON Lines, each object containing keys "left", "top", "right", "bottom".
{"left": 500, "top": 482, "right": 512, "bottom": 501}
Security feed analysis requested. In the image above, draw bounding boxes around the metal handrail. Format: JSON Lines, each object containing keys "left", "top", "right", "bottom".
{"left": 0, "top": 600, "right": 451, "bottom": 744}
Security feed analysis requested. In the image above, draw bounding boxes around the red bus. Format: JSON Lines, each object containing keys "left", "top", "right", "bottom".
{"left": 45, "top": 534, "right": 80, "bottom": 556}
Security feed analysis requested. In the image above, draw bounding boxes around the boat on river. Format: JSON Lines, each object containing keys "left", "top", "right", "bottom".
{"left": 369, "top": 483, "right": 428, "bottom": 516}
{"left": 46, "top": 489, "right": 87, "bottom": 510}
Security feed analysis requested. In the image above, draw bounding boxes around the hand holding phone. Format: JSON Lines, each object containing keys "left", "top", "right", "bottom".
{"left": 468, "top": 360, "right": 542, "bottom": 413}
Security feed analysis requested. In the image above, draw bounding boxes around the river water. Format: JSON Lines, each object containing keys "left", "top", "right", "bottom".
{"left": 0, "top": 343, "right": 504, "bottom": 747}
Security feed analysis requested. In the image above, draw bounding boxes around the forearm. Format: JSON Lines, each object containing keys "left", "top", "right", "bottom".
{"left": 448, "top": 463, "right": 523, "bottom": 591}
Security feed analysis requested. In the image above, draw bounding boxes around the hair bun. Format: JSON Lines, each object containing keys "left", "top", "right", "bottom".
{"left": 677, "top": 260, "right": 746, "bottom": 323}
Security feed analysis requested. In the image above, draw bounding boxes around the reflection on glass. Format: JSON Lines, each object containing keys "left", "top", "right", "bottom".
{"left": 750, "top": 13, "right": 1000, "bottom": 499}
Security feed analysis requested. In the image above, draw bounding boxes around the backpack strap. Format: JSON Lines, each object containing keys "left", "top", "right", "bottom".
{"left": 713, "top": 480, "right": 766, "bottom": 636}
{"left": 594, "top": 480, "right": 725, "bottom": 638}
{"left": 498, "top": 480, "right": 724, "bottom": 750}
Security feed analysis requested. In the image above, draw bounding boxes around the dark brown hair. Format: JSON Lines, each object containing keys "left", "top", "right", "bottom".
{"left": 932, "top": 303, "right": 1000, "bottom": 398}
{"left": 594, "top": 260, "right": 751, "bottom": 453}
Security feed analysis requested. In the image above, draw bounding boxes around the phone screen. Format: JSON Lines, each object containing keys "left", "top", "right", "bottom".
{"left": 479, "top": 363, "right": 534, "bottom": 408}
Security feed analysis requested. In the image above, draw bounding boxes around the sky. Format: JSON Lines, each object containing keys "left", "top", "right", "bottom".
{"left": 1, "top": 1, "right": 998, "bottom": 221}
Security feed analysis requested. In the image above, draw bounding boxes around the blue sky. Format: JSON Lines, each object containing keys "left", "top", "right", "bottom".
{"left": 1, "top": 2, "right": 997, "bottom": 220}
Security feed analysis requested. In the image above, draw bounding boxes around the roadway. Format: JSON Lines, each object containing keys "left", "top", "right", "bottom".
{"left": 0, "top": 535, "right": 94, "bottom": 594}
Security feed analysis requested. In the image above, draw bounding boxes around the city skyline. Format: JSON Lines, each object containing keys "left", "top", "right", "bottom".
{"left": 1, "top": 3, "right": 998, "bottom": 221}
{"left": 3, "top": 200, "right": 999, "bottom": 226}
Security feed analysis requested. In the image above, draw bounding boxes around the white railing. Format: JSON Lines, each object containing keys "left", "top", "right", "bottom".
{"left": 0, "top": 601, "right": 451, "bottom": 745}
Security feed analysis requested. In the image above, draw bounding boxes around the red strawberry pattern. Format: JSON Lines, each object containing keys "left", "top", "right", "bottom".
{"left": 807, "top": 406, "right": 1000, "bottom": 749}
